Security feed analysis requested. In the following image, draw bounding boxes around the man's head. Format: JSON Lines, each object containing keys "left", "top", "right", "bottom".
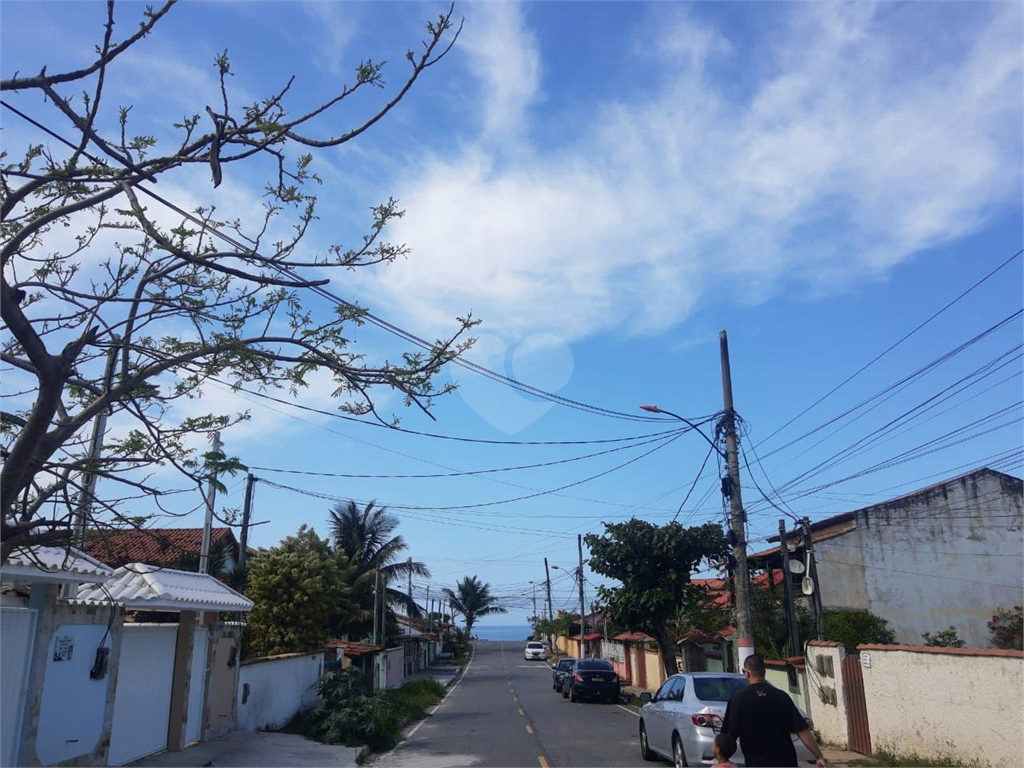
{"left": 742, "top": 653, "right": 766, "bottom": 682}
{"left": 714, "top": 733, "right": 737, "bottom": 762}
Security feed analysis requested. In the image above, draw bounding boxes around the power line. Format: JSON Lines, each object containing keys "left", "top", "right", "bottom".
{"left": 756, "top": 248, "right": 1023, "bottom": 447}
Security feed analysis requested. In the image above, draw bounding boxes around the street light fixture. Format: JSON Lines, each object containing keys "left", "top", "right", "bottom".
{"left": 639, "top": 404, "right": 725, "bottom": 457}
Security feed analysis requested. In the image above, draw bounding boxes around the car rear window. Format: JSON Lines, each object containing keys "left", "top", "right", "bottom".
{"left": 577, "top": 660, "right": 613, "bottom": 670}
{"left": 692, "top": 677, "right": 747, "bottom": 702}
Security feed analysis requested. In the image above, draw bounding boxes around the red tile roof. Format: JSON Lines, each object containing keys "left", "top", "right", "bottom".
{"left": 327, "top": 639, "right": 385, "bottom": 656}
{"left": 612, "top": 631, "right": 655, "bottom": 642}
{"left": 84, "top": 527, "right": 238, "bottom": 569}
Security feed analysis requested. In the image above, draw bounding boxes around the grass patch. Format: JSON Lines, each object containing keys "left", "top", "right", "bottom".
{"left": 847, "top": 749, "right": 981, "bottom": 767}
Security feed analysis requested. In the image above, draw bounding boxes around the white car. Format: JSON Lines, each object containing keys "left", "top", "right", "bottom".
{"left": 638, "top": 673, "right": 818, "bottom": 767}
{"left": 524, "top": 641, "right": 547, "bottom": 660}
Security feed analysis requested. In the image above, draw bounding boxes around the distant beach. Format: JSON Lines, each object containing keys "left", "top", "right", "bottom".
{"left": 473, "top": 624, "right": 534, "bottom": 642}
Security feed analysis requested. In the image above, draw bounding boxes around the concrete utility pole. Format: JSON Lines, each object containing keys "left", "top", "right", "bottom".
{"left": 372, "top": 568, "right": 380, "bottom": 646}
{"left": 237, "top": 473, "right": 256, "bottom": 582}
{"left": 778, "top": 520, "right": 802, "bottom": 657}
{"left": 801, "top": 518, "right": 827, "bottom": 641}
{"left": 544, "top": 558, "right": 554, "bottom": 621}
{"left": 719, "top": 331, "right": 755, "bottom": 667}
{"left": 407, "top": 557, "right": 413, "bottom": 614}
{"left": 530, "top": 582, "right": 538, "bottom": 618}
{"left": 199, "top": 431, "right": 222, "bottom": 575}
{"left": 577, "top": 534, "right": 586, "bottom": 658}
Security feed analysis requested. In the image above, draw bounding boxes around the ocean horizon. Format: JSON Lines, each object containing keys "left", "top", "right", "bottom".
{"left": 473, "top": 624, "right": 534, "bottom": 642}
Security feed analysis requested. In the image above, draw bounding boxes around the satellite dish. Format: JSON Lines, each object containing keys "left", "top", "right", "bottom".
{"left": 801, "top": 576, "right": 815, "bottom": 596}
{"left": 788, "top": 560, "right": 806, "bottom": 574}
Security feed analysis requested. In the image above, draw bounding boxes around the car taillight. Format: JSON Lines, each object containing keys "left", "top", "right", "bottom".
{"left": 573, "top": 673, "right": 583, "bottom": 682}
{"left": 691, "top": 713, "right": 723, "bottom": 729}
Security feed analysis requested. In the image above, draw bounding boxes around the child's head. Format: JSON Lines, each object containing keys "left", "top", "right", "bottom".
{"left": 713, "top": 733, "right": 737, "bottom": 762}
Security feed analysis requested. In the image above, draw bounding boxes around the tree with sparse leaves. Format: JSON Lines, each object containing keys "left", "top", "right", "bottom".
{"left": 585, "top": 518, "right": 727, "bottom": 677}
{"left": 0, "top": 1, "right": 473, "bottom": 564}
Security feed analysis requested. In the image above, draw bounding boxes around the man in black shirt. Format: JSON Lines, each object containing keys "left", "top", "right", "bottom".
{"left": 722, "top": 654, "right": 828, "bottom": 767}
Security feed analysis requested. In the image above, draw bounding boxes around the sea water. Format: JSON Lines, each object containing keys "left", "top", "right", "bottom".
{"left": 472, "top": 624, "right": 534, "bottom": 642}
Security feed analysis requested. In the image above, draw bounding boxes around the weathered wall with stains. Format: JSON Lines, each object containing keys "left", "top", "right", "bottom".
{"left": 805, "top": 641, "right": 849, "bottom": 749}
{"left": 816, "top": 470, "right": 1023, "bottom": 646}
{"left": 236, "top": 652, "right": 323, "bottom": 732}
{"left": 859, "top": 644, "right": 1023, "bottom": 767}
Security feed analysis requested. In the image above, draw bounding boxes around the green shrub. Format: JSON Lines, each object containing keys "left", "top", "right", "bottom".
{"left": 824, "top": 609, "right": 896, "bottom": 651}
{"left": 921, "top": 626, "right": 965, "bottom": 648}
{"left": 294, "top": 668, "right": 445, "bottom": 752}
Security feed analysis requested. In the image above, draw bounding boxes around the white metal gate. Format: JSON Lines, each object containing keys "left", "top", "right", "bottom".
{"left": 108, "top": 624, "right": 178, "bottom": 765}
{"left": 1, "top": 606, "right": 38, "bottom": 767}
{"left": 185, "top": 627, "right": 209, "bottom": 744}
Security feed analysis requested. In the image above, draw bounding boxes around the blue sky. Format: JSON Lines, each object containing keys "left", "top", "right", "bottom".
{"left": 3, "top": 1, "right": 1022, "bottom": 627}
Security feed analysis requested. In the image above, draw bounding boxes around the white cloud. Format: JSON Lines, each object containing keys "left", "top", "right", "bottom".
{"left": 300, "top": 2, "right": 359, "bottom": 76}
{"left": 355, "top": 2, "right": 1022, "bottom": 343}
{"left": 458, "top": 2, "right": 540, "bottom": 143}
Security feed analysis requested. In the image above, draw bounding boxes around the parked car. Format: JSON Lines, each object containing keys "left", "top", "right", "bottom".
{"left": 552, "top": 657, "right": 575, "bottom": 692}
{"left": 524, "top": 641, "right": 547, "bottom": 661}
{"left": 562, "top": 658, "right": 620, "bottom": 703}
{"left": 638, "top": 673, "right": 818, "bottom": 767}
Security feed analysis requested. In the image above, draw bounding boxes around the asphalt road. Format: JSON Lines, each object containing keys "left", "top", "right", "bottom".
{"left": 370, "top": 641, "right": 651, "bottom": 768}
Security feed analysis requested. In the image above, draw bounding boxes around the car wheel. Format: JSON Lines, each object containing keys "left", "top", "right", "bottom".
{"left": 639, "top": 722, "right": 656, "bottom": 762}
{"left": 672, "top": 734, "right": 688, "bottom": 768}
{"left": 562, "top": 683, "right": 569, "bottom": 698}
{"left": 569, "top": 684, "right": 578, "bottom": 702}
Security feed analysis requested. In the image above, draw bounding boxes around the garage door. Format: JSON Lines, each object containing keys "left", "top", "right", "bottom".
{"left": 108, "top": 624, "right": 178, "bottom": 765}
{"left": 1, "top": 607, "right": 38, "bottom": 767}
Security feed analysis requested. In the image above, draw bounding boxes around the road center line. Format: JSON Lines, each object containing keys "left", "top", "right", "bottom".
{"left": 525, "top": 724, "right": 534, "bottom": 735}
{"left": 518, "top": 708, "right": 525, "bottom": 716}
{"left": 538, "top": 757, "right": 549, "bottom": 768}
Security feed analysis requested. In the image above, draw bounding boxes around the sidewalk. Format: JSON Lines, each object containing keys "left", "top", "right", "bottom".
{"left": 406, "top": 663, "right": 460, "bottom": 688}
{"left": 130, "top": 731, "right": 366, "bottom": 767}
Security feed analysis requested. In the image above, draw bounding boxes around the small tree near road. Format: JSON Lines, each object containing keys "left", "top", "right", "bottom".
{"left": 988, "top": 605, "right": 1023, "bottom": 650}
{"left": 0, "top": 1, "right": 473, "bottom": 564}
{"left": 443, "top": 575, "right": 506, "bottom": 639}
{"left": 585, "top": 519, "right": 727, "bottom": 677}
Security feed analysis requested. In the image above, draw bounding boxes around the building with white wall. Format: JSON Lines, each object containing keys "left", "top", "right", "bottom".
{"left": 751, "top": 467, "right": 1023, "bottom": 647}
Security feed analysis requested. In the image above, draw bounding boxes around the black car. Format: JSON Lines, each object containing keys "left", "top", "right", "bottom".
{"left": 562, "top": 658, "right": 620, "bottom": 703}
{"left": 552, "top": 657, "right": 575, "bottom": 692}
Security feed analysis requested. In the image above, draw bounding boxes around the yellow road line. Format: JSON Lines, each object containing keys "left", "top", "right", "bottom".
{"left": 518, "top": 708, "right": 524, "bottom": 716}
{"left": 538, "top": 757, "right": 549, "bottom": 768}
{"left": 525, "top": 724, "right": 534, "bottom": 735}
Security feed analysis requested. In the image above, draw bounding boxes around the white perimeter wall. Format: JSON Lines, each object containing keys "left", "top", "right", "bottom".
{"left": 805, "top": 643, "right": 849, "bottom": 750}
{"left": 236, "top": 653, "right": 323, "bottom": 732}
{"left": 860, "top": 644, "right": 1023, "bottom": 767}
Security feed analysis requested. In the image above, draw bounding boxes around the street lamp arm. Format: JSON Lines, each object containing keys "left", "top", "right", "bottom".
{"left": 639, "top": 404, "right": 725, "bottom": 457}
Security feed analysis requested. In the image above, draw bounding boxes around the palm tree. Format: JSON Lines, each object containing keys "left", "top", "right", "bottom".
{"left": 443, "top": 575, "right": 507, "bottom": 638}
{"left": 329, "top": 500, "right": 430, "bottom": 619}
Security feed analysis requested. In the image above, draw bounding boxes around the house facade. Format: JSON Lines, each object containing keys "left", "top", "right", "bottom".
{"left": 751, "top": 467, "right": 1023, "bottom": 647}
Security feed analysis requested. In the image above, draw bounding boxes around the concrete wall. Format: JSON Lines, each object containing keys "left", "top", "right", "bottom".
{"left": 236, "top": 653, "right": 323, "bottom": 732}
{"left": 859, "top": 644, "right": 1024, "bottom": 767}
{"left": 18, "top": 588, "right": 124, "bottom": 767}
{"left": 643, "top": 647, "right": 665, "bottom": 690}
{"left": 383, "top": 647, "right": 405, "bottom": 689}
{"left": 816, "top": 470, "right": 1023, "bottom": 647}
{"left": 804, "top": 642, "right": 848, "bottom": 749}
{"left": 764, "top": 663, "right": 806, "bottom": 709}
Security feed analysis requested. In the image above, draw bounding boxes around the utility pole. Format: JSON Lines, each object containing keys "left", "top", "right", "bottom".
{"left": 199, "top": 431, "right": 222, "bottom": 575}
{"left": 237, "top": 473, "right": 256, "bottom": 583}
{"left": 719, "top": 330, "right": 755, "bottom": 667}
{"left": 578, "top": 534, "right": 586, "bottom": 658}
{"left": 372, "top": 568, "right": 380, "bottom": 646}
{"left": 778, "top": 520, "right": 802, "bottom": 658}
{"left": 407, "top": 557, "right": 413, "bottom": 614}
{"left": 531, "top": 582, "right": 538, "bottom": 619}
{"left": 426, "top": 588, "right": 431, "bottom": 631}
{"left": 801, "top": 518, "right": 827, "bottom": 641}
{"left": 544, "top": 558, "right": 554, "bottom": 621}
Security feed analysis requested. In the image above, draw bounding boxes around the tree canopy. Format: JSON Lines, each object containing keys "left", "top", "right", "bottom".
{"left": 245, "top": 525, "right": 361, "bottom": 657}
{"left": 585, "top": 518, "right": 727, "bottom": 677}
{"left": 0, "top": 1, "right": 473, "bottom": 563}
{"left": 329, "top": 499, "right": 429, "bottom": 621}
{"left": 443, "top": 575, "right": 506, "bottom": 638}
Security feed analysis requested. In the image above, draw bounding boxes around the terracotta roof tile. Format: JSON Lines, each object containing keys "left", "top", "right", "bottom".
{"left": 327, "top": 639, "right": 385, "bottom": 656}
{"left": 84, "top": 527, "right": 238, "bottom": 569}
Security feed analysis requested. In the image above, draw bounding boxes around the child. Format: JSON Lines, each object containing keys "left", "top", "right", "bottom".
{"left": 712, "top": 732, "right": 738, "bottom": 768}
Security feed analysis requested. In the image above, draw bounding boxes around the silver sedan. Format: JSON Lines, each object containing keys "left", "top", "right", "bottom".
{"left": 638, "top": 673, "right": 818, "bottom": 767}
